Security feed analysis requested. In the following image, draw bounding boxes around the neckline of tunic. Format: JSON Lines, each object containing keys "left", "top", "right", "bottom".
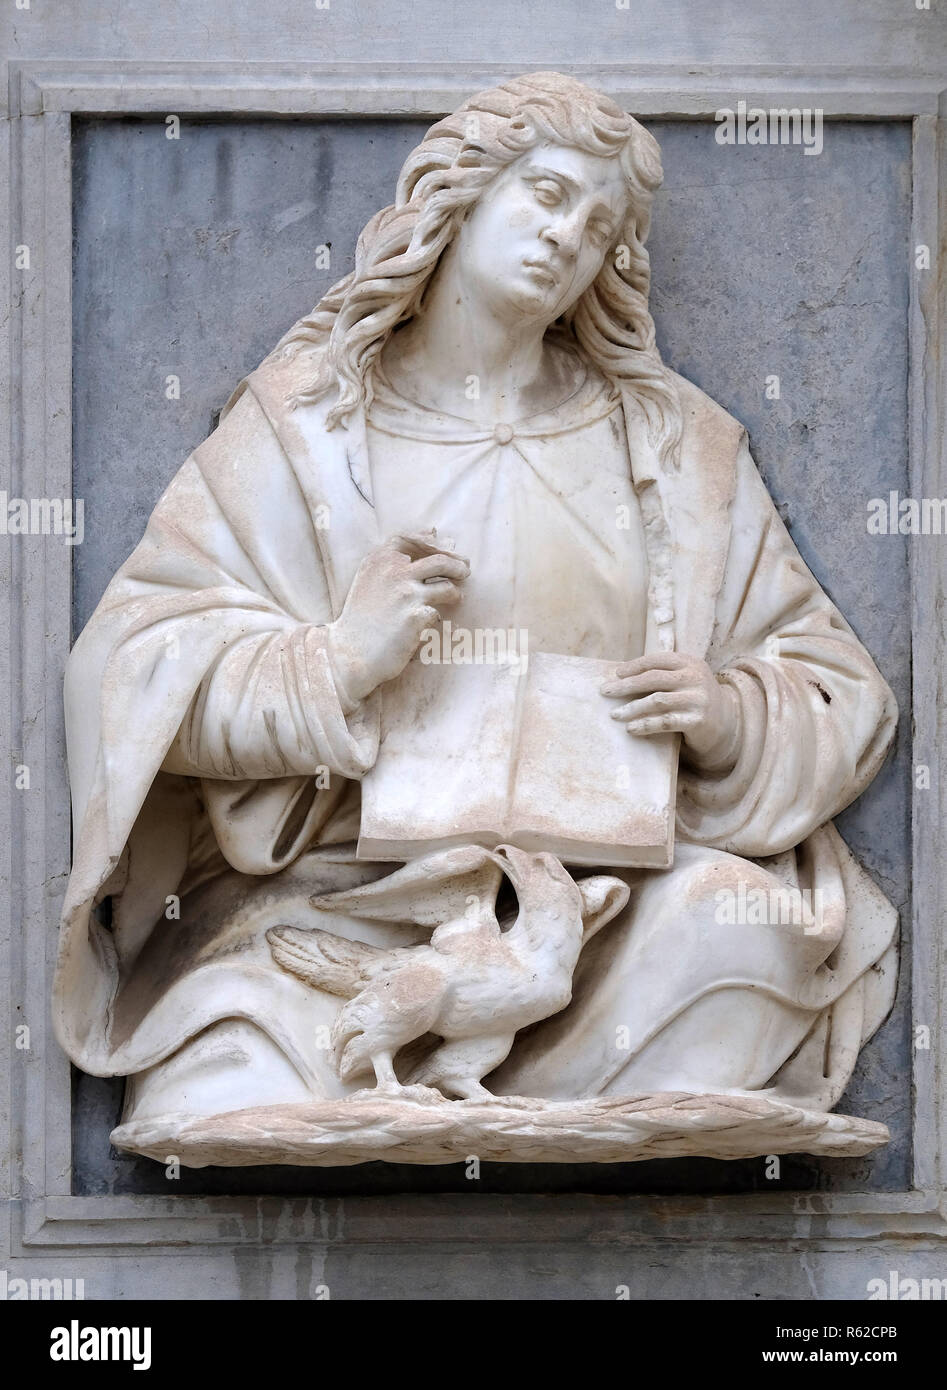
{"left": 367, "top": 342, "right": 622, "bottom": 444}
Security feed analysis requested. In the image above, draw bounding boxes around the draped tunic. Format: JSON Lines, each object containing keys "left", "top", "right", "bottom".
{"left": 367, "top": 350, "right": 648, "bottom": 663}
{"left": 52, "top": 342, "right": 900, "bottom": 1115}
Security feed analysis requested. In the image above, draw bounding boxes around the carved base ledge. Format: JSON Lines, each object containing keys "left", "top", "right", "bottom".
{"left": 110, "top": 1089, "right": 890, "bottom": 1167}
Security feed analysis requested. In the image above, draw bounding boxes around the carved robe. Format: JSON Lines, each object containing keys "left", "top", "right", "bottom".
{"left": 53, "top": 343, "right": 898, "bottom": 1120}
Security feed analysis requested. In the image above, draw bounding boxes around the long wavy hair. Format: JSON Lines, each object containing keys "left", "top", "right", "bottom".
{"left": 265, "top": 71, "right": 682, "bottom": 465}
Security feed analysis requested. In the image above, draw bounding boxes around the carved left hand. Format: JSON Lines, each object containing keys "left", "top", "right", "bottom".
{"left": 600, "top": 653, "right": 741, "bottom": 768}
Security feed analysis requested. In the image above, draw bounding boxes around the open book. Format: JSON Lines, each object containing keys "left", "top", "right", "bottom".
{"left": 357, "top": 651, "right": 679, "bottom": 868}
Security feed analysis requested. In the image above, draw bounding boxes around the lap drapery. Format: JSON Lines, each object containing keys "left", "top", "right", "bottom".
{"left": 119, "top": 839, "right": 860, "bottom": 1123}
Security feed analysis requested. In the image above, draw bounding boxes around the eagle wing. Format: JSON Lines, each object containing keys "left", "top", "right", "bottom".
{"left": 266, "top": 925, "right": 420, "bottom": 998}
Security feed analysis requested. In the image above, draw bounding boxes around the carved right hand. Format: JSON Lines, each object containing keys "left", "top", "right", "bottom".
{"left": 327, "top": 532, "right": 470, "bottom": 703}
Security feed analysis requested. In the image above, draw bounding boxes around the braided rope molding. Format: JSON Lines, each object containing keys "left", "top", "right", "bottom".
{"left": 110, "top": 1090, "right": 890, "bottom": 1168}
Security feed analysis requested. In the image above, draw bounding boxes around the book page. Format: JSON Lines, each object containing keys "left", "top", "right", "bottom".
{"left": 358, "top": 656, "right": 524, "bottom": 857}
{"left": 510, "top": 653, "right": 677, "bottom": 866}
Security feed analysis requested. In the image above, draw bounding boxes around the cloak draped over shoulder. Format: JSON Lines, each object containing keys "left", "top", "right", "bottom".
{"left": 53, "top": 347, "right": 899, "bottom": 1106}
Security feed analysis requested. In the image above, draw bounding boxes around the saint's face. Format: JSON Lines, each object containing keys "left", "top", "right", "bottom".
{"left": 454, "top": 141, "right": 629, "bottom": 329}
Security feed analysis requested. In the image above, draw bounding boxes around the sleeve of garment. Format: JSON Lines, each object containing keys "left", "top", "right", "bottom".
{"left": 65, "top": 381, "right": 382, "bottom": 880}
{"left": 677, "top": 438, "right": 897, "bottom": 856}
{"left": 160, "top": 621, "right": 378, "bottom": 782}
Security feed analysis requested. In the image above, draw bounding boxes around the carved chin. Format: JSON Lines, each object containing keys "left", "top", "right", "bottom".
{"left": 506, "top": 276, "right": 561, "bottom": 319}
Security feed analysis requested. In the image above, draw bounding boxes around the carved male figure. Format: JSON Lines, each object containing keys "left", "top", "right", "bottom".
{"left": 55, "top": 73, "right": 897, "bottom": 1140}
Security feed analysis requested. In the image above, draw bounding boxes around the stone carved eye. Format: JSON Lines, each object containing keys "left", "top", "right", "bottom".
{"left": 532, "top": 178, "right": 564, "bottom": 207}
{"left": 588, "top": 220, "right": 614, "bottom": 246}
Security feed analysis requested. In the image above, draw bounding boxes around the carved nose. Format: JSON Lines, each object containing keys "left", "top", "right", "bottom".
{"left": 540, "top": 224, "right": 578, "bottom": 259}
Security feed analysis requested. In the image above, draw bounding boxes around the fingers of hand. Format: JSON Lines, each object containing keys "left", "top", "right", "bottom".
{"left": 413, "top": 579, "right": 463, "bottom": 607}
{"left": 409, "top": 553, "right": 471, "bottom": 583}
{"left": 414, "top": 604, "right": 441, "bottom": 630}
{"left": 612, "top": 652, "right": 692, "bottom": 680}
{"left": 627, "top": 714, "right": 700, "bottom": 737}
{"left": 601, "top": 668, "right": 689, "bottom": 699}
{"left": 626, "top": 712, "right": 702, "bottom": 737}
{"left": 610, "top": 690, "right": 702, "bottom": 722}
{"left": 389, "top": 532, "right": 468, "bottom": 565}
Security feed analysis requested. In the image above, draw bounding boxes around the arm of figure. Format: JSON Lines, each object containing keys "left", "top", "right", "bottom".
{"left": 601, "top": 438, "right": 897, "bottom": 856}
{"left": 161, "top": 533, "right": 470, "bottom": 781}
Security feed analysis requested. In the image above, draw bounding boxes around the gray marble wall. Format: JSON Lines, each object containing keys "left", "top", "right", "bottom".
{"left": 71, "top": 115, "right": 912, "bottom": 1196}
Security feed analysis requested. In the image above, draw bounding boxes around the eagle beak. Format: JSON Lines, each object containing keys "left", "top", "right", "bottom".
{"left": 490, "top": 844, "right": 576, "bottom": 894}
{"left": 488, "top": 843, "right": 529, "bottom": 887}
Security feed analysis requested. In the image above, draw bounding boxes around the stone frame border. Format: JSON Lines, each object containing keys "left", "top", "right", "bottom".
{"left": 2, "top": 61, "right": 944, "bottom": 1253}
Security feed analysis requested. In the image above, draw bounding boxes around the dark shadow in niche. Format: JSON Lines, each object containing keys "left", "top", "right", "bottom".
{"left": 70, "top": 115, "right": 913, "bottom": 1197}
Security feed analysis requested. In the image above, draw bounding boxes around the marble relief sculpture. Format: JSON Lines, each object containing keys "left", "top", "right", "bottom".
{"left": 54, "top": 72, "right": 899, "bottom": 1166}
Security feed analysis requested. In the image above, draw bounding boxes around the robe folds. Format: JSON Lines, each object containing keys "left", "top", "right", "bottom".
{"left": 54, "top": 345, "right": 899, "bottom": 1114}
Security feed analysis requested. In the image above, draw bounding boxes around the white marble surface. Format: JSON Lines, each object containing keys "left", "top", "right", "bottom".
{"left": 52, "top": 75, "right": 899, "bottom": 1168}
{"left": 5, "top": 0, "right": 945, "bottom": 1300}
